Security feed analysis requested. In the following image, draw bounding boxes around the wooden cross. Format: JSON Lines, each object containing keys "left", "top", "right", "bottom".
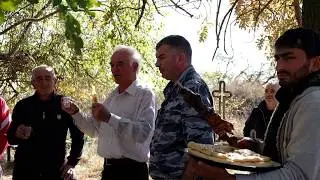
{"left": 212, "top": 81, "right": 232, "bottom": 119}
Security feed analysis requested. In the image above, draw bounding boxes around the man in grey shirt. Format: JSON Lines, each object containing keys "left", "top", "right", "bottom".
{"left": 184, "top": 28, "right": 320, "bottom": 180}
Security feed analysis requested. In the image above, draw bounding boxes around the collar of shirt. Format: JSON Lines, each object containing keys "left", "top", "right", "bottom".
{"left": 112, "top": 80, "right": 138, "bottom": 97}
{"left": 177, "top": 65, "right": 194, "bottom": 83}
{"left": 163, "top": 66, "right": 194, "bottom": 97}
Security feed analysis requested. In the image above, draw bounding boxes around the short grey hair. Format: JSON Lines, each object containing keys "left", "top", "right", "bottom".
{"left": 113, "top": 45, "right": 142, "bottom": 71}
{"left": 31, "top": 64, "right": 56, "bottom": 81}
{"left": 265, "top": 82, "right": 280, "bottom": 91}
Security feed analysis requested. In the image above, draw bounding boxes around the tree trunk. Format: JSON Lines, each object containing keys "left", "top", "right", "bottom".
{"left": 302, "top": 0, "right": 320, "bottom": 33}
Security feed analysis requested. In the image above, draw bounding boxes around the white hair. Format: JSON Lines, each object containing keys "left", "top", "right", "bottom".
{"left": 31, "top": 64, "right": 56, "bottom": 81}
{"left": 113, "top": 45, "right": 142, "bottom": 71}
{"left": 265, "top": 82, "right": 280, "bottom": 91}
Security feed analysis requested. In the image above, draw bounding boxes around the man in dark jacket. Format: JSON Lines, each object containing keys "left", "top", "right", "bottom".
{"left": 7, "top": 65, "right": 84, "bottom": 180}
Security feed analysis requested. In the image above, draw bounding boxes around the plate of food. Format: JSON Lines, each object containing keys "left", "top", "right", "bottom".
{"left": 187, "top": 142, "right": 281, "bottom": 172}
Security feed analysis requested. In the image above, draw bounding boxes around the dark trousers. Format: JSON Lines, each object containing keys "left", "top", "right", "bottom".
{"left": 101, "top": 158, "right": 149, "bottom": 180}
{"left": 13, "top": 161, "right": 64, "bottom": 180}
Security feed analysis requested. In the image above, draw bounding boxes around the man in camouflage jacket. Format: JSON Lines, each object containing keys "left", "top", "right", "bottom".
{"left": 150, "top": 35, "right": 214, "bottom": 179}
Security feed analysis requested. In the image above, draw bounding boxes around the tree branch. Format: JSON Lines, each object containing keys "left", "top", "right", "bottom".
{"left": 263, "top": 72, "right": 276, "bottom": 84}
{"left": 169, "top": 0, "right": 193, "bottom": 17}
{"left": 6, "top": 3, "right": 33, "bottom": 20}
{"left": 0, "top": 9, "right": 59, "bottom": 36}
{"left": 292, "top": 0, "right": 302, "bottom": 27}
{"left": 9, "top": 0, "right": 55, "bottom": 55}
{"left": 215, "top": 0, "right": 222, "bottom": 37}
{"left": 151, "top": 0, "right": 164, "bottom": 16}
{"left": 223, "top": 10, "right": 232, "bottom": 54}
{"left": 253, "top": 0, "right": 273, "bottom": 28}
{"left": 212, "top": 0, "right": 239, "bottom": 61}
{"left": 135, "top": 0, "right": 147, "bottom": 28}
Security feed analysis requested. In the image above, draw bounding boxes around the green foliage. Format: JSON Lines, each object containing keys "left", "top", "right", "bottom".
{"left": 0, "top": 0, "right": 100, "bottom": 53}
{"left": 199, "top": 24, "right": 208, "bottom": 42}
{"left": 64, "top": 12, "right": 83, "bottom": 54}
{"left": 0, "top": 11, "right": 4, "bottom": 24}
{"left": 53, "top": 0, "right": 62, "bottom": 7}
{"left": 231, "top": 0, "right": 298, "bottom": 55}
{"left": 0, "top": 0, "right": 16, "bottom": 11}
{"left": 0, "top": 0, "right": 168, "bottom": 109}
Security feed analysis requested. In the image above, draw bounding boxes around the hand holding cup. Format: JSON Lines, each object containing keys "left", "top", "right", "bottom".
{"left": 61, "top": 96, "right": 79, "bottom": 115}
{"left": 15, "top": 124, "right": 32, "bottom": 140}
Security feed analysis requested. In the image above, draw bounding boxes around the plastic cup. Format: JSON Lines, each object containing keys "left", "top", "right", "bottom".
{"left": 62, "top": 96, "right": 71, "bottom": 108}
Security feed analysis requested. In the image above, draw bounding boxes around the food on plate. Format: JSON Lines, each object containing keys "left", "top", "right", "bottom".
{"left": 187, "top": 142, "right": 272, "bottom": 167}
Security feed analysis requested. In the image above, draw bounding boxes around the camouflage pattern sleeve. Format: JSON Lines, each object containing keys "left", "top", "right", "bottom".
{"left": 181, "top": 81, "right": 214, "bottom": 144}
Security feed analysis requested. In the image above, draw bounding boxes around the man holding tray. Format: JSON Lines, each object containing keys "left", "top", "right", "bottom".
{"left": 184, "top": 28, "right": 320, "bottom": 180}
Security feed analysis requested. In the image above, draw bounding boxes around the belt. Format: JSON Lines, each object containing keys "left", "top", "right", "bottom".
{"left": 104, "top": 158, "right": 145, "bottom": 166}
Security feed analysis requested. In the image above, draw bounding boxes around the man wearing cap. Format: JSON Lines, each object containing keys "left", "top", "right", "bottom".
{"left": 184, "top": 28, "right": 320, "bottom": 180}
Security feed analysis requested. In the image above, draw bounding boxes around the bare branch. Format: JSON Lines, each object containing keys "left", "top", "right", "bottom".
{"left": 292, "top": 0, "right": 302, "bottom": 27}
{"left": 223, "top": 11, "right": 232, "bottom": 54}
{"left": 212, "top": 0, "right": 239, "bottom": 61}
{"left": 7, "top": 3, "right": 33, "bottom": 19}
{"left": 169, "top": 0, "right": 193, "bottom": 17}
{"left": 135, "top": 0, "right": 148, "bottom": 28}
{"left": 263, "top": 72, "right": 276, "bottom": 84}
{"left": 215, "top": 0, "right": 222, "bottom": 37}
{"left": 0, "top": 9, "right": 59, "bottom": 36}
{"left": 7, "top": 80, "right": 19, "bottom": 98}
{"left": 73, "top": 9, "right": 107, "bottom": 12}
{"left": 151, "top": 0, "right": 164, "bottom": 16}
{"left": 234, "top": 64, "right": 250, "bottom": 80}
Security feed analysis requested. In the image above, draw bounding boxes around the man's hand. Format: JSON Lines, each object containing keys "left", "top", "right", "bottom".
{"left": 183, "top": 156, "right": 235, "bottom": 180}
{"left": 235, "top": 137, "right": 260, "bottom": 150}
{"left": 15, "top": 124, "right": 32, "bottom": 140}
{"left": 91, "top": 103, "right": 111, "bottom": 122}
{"left": 60, "top": 164, "right": 76, "bottom": 180}
{"left": 61, "top": 97, "right": 79, "bottom": 115}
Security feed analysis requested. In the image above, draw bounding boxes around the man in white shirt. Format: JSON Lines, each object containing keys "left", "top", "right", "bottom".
{"left": 62, "top": 45, "right": 157, "bottom": 180}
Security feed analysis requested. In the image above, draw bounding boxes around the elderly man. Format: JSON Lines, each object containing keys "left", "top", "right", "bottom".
{"left": 7, "top": 65, "right": 84, "bottom": 180}
{"left": 63, "top": 45, "right": 156, "bottom": 180}
{"left": 149, "top": 35, "right": 214, "bottom": 179}
{"left": 185, "top": 28, "right": 320, "bottom": 180}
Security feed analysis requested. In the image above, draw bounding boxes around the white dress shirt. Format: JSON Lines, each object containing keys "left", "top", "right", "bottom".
{"left": 72, "top": 80, "right": 156, "bottom": 162}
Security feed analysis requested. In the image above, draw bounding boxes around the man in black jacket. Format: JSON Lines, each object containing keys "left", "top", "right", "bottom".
{"left": 7, "top": 65, "right": 84, "bottom": 180}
